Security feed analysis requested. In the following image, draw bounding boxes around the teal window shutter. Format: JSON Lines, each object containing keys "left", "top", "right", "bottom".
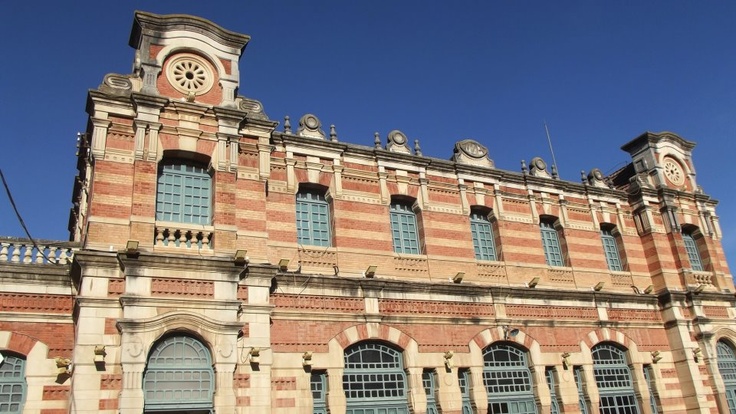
{"left": 574, "top": 366, "right": 589, "bottom": 414}
{"left": 390, "top": 202, "right": 420, "bottom": 254}
{"left": 540, "top": 221, "right": 564, "bottom": 266}
{"left": 423, "top": 370, "right": 439, "bottom": 414}
{"left": 156, "top": 161, "right": 211, "bottom": 225}
{"left": 296, "top": 191, "right": 331, "bottom": 247}
{"left": 643, "top": 365, "right": 659, "bottom": 414}
{"left": 471, "top": 212, "right": 497, "bottom": 261}
{"left": 459, "top": 369, "right": 473, "bottom": 414}
{"left": 546, "top": 367, "right": 561, "bottom": 414}
{"left": 0, "top": 354, "right": 26, "bottom": 413}
{"left": 682, "top": 232, "right": 704, "bottom": 271}
{"left": 311, "top": 371, "right": 327, "bottom": 414}
{"left": 601, "top": 229, "right": 624, "bottom": 271}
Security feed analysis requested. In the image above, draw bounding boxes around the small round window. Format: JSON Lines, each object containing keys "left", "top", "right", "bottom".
{"left": 166, "top": 53, "right": 214, "bottom": 96}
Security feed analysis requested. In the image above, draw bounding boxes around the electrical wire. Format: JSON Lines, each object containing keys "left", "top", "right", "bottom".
{"left": 0, "top": 168, "right": 55, "bottom": 264}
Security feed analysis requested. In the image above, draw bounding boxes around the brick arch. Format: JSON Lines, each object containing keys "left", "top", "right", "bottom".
{"left": 330, "top": 323, "right": 416, "bottom": 351}
{"left": 713, "top": 328, "right": 736, "bottom": 349}
{"left": 471, "top": 326, "right": 539, "bottom": 353}
{"left": 1, "top": 332, "right": 39, "bottom": 357}
{"left": 581, "top": 327, "right": 638, "bottom": 352}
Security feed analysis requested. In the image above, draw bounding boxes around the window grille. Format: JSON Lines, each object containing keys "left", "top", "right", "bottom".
{"left": 601, "top": 229, "right": 624, "bottom": 271}
{"left": 459, "top": 369, "right": 473, "bottom": 414}
{"left": 483, "top": 344, "right": 537, "bottom": 414}
{"left": 643, "top": 365, "right": 659, "bottom": 414}
{"left": 717, "top": 341, "right": 736, "bottom": 413}
{"left": 592, "top": 344, "right": 640, "bottom": 414}
{"left": 471, "top": 212, "right": 497, "bottom": 261}
{"left": 343, "top": 342, "right": 408, "bottom": 414}
{"left": 311, "top": 371, "right": 327, "bottom": 414}
{"left": 546, "top": 367, "right": 561, "bottom": 414}
{"left": 423, "top": 370, "right": 439, "bottom": 414}
{"left": 540, "top": 221, "right": 564, "bottom": 266}
{"left": 143, "top": 335, "right": 214, "bottom": 412}
{"left": 390, "top": 202, "right": 420, "bottom": 254}
{"left": 156, "top": 161, "right": 211, "bottom": 225}
{"left": 682, "top": 232, "right": 704, "bottom": 271}
{"left": 0, "top": 354, "right": 26, "bottom": 413}
{"left": 574, "top": 366, "right": 589, "bottom": 414}
{"left": 297, "top": 190, "right": 331, "bottom": 246}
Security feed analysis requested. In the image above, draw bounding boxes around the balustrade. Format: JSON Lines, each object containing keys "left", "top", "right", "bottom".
{"left": 0, "top": 238, "right": 76, "bottom": 264}
{"left": 154, "top": 225, "right": 214, "bottom": 251}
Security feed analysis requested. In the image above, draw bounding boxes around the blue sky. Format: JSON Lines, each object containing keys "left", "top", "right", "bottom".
{"left": 1, "top": 1, "right": 735, "bottom": 272}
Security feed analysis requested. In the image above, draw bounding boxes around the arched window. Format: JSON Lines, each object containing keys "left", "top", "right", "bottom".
{"left": 682, "top": 228, "right": 704, "bottom": 271}
{"left": 482, "top": 343, "right": 537, "bottom": 414}
{"left": 343, "top": 342, "right": 408, "bottom": 414}
{"left": 390, "top": 198, "right": 420, "bottom": 254}
{"left": 540, "top": 217, "right": 565, "bottom": 267}
{"left": 143, "top": 335, "right": 214, "bottom": 413}
{"left": 156, "top": 160, "right": 212, "bottom": 225}
{"left": 296, "top": 187, "right": 331, "bottom": 247}
{"left": 470, "top": 209, "right": 498, "bottom": 261}
{"left": 0, "top": 353, "right": 26, "bottom": 413}
{"left": 717, "top": 340, "right": 736, "bottom": 413}
{"left": 601, "top": 226, "right": 624, "bottom": 271}
{"left": 592, "top": 343, "right": 640, "bottom": 414}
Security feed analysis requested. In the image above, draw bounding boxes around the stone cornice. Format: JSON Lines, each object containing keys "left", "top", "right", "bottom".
{"left": 130, "top": 11, "right": 250, "bottom": 52}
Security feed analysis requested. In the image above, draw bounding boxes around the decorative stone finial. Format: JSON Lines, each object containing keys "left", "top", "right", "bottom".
{"left": 374, "top": 132, "right": 381, "bottom": 149}
{"left": 452, "top": 139, "right": 494, "bottom": 168}
{"left": 414, "top": 139, "right": 422, "bottom": 156}
{"left": 386, "top": 130, "right": 411, "bottom": 154}
{"left": 521, "top": 160, "right": 528, "bottom": 175}
{"left": 551, "top": 164, "right": 559, "bottom": 179}
{"left": 529, "top": 157, "right": 551, "bottom": 178}
{"left": 329, "top": 125, "right": 338, "bottom": 142}
{"left": 284, "top": 116, "right": 291, "bottom": 134}
{"left": 581, "top": 170, "right": 587, "bottom": 184}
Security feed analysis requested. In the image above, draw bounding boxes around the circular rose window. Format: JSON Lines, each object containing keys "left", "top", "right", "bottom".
{"left": 166, "top": 53, "right": 214, "bottom": 96}
{"left": 663, "top": 157, "right": 685, "bottom": 186}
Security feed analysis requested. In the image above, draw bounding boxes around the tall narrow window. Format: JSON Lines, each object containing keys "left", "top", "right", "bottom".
{"left": 311, "top": 370, "right": 327, "bottom": 414}
{"left": 483, "top": 344, "right": 537, "bottom": 414}
{"left": 459, "top": 369, "right": 473, "bottom": 414}
{"left": 574, "top": 366, "right": 589, "bottom": 414}
{"left": 540, "top": 219, "right": 564, "bottom": 267}
{"left": 156, "top": 161, "right": 211, "bottom": 224}
{"left": 601, "top": 228, "right": 624, "bottom": 271}
{"left": 682, "top": 231, "right": 704, "bottom": 271}
{"left": 296, "top": 189, "right": 331, "bottom": 247}
{"left": 0, "top": 353, "right": 26, "bottom": 413}
{"left": 471, "top": 211, "right": 497, "bottom": 261}
{"left": 717, "top": 340, "right": 736, "bottom": 413}
{"left": 643, "top": 365, "right": 659, "bottom": 414}
{"left": 343, "top": 342, "right": 408, "bottom": 414}
{"left": 592, "top": 343, "right": 640, "bottom": 414}
{"left": 143, "top": 335, "right": 214, "bottom": 412}
{"left": 546, "top": 367, "right": 561, "bottom": 414}
{"left": 390, "top": 200, "right": 420, "bottom": 254}
{"left": 423, "top": 370, "right": 439, "bottom": 414}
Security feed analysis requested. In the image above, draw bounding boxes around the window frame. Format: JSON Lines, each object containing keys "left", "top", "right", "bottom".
{"left": 155, "top": 159, "right": 212, "bottom": 225}
{"left": 311, "top": 370, "right": 328, "bottom": 414}
{"left": 143, "top": 334, "right": 215, "bottom": 412}
{"left": 717, "top": 340, "right": 736, "bottom": 414}
{"left": 601, "top": 226, "right": 624, "bottom": 272}
{"left": 540, "top": 219, "right": 565, "bottom": 267}
{"left": 682, "top": 230, "right": 704, "bottom": 271}
{"left": 390, "top": 199, "right": 421, "bottom": 255}
{"left": 470, "top": 209, "right": 498, "bottom": 261}
{"left": 482, "top": 343, "right": 538, "bottom": 414}
{"left": 0, "top": 353, "right": 27, "bottom": 414}
{"left": 592, "top": 343, "right": 640, "bottom": 414}
{"left": 296, "top": 187, "right": 332, "bottom": 247}
{"left": 343, "top": 341, "right": 409, "bottom": 414}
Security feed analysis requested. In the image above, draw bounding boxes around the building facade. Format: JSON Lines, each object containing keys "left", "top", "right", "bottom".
{"left": 1, "top": 11, "right": 735, "bottom": 414}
